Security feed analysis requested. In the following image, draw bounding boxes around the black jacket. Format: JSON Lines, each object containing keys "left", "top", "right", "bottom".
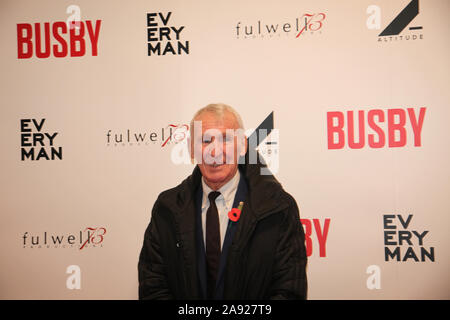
{"left": 138, "top": 160, "right": 307, "bottom": 299}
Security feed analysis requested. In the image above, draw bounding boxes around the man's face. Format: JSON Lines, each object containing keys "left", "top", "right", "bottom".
{"left": 190, "top": 111, "right": 246, "bottom": 190}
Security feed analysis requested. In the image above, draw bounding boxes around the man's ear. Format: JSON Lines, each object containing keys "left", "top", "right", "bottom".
{"left": 239, "top": 136, "right": 248, "bottom": 157}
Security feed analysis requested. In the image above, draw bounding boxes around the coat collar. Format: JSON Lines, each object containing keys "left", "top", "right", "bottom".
{"left": 162, "top": 152, "right": 288, "bottom": 220}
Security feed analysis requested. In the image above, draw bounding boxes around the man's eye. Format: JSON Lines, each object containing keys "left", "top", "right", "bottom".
{"left": 203, "top": 139, "right": 212, "bottom": 144}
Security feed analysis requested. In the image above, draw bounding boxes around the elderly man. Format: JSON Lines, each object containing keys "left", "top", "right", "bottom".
{"left": 138, "top": 103, "right": 307, "bottom": 300}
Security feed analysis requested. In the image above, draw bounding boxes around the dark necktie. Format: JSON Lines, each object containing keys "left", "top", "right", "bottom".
{"left": 206, "top": 191, "right": 221, "bottom": 299}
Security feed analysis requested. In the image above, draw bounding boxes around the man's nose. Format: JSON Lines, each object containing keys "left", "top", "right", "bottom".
{"left": 210, "top": 140, "right": 224, "bottom": 157}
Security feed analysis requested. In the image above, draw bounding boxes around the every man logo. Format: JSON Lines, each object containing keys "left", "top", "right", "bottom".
{"left": 147, "top": 12, "right": 189, "bottom": 56}
{"left": 20, "top": 118, "right": 62, "bottom": 161}
{"left": 383, "top": 214, "right": 434, "bottom": 262}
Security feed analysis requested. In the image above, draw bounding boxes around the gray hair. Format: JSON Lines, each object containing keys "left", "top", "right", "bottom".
{"left": 190, "top": 103, "right": 244, "bottom": 138}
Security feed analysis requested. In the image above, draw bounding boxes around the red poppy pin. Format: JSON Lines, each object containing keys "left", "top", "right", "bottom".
{"left": 228, "top": 201, "right": 244, "bottom": 222}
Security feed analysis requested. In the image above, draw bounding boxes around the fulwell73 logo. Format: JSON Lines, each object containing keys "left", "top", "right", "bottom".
{"left": 22, "top": 227, "right": 106, "bottom": 250}
{"left": 235, "top": 12, "right": 326, "bottom": 39}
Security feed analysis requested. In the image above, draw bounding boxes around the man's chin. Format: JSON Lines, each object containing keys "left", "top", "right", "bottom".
{"left": 204, "top": 166, "right": 226, "bottom": 178}
{"left": 201, "top": 164, "right": 229, "bottom": 183}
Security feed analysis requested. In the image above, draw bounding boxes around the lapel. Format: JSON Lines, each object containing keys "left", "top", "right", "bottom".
{"left": 195, "top": 172, "right": 249, "bottom": 299}
{"left": 175, "top": 183, "right": 201, "bottom": 299}
{"left": 215, "top": 174, "right": 248, "bottom": 297}
{"left": 195, "top": 184, "right": 207, "bottom": 299}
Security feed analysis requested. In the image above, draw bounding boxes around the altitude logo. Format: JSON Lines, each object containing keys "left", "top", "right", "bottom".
{"left": 106, "top": 124, "right": 189, "bottom": 147}
{"left": 22, "top": 227, "right": 106, "bottom": 250}
{"left": 147, "top": 12, "right": 189, "bottom": 56}
{"left": 235, "top": 12, "right": 326, "bottom": 39}
{"left": 246, "top": 112, "right": 279, "bottom": 175}
{"left": 366, "top": 0, "right": 423, "bottom": 42}
{"left": 20, "top": 119, "right": 62, "bottom": 161}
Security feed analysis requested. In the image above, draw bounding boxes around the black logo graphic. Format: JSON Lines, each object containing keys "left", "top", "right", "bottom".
{"left": 379, "top": 0, "right": 421, "bottom": 36}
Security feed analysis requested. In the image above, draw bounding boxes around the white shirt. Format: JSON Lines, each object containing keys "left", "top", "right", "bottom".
{"left": 201, "top": 170, "right": 240, "bottom": 250}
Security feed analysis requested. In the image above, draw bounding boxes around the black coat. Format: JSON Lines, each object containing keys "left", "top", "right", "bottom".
{"left": 138, "top": 160, "right": 307, "bottom": 299}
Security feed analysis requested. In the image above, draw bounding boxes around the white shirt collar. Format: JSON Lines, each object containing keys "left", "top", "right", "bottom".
{"left": 201, "top": 169, "right": 241, "bottom": 210}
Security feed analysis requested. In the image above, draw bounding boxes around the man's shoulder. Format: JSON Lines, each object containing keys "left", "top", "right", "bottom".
{"left": 158, "top": 181, "right": 183, "bottom": 198}
{"left": 153, "top": 171, "right": 198, "bottom": 211}
{"left": 280, "top": 190, "right": 297, "bottom": 207}
{"left": 156, "top": 178, "right": 186, "bottom": 203}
